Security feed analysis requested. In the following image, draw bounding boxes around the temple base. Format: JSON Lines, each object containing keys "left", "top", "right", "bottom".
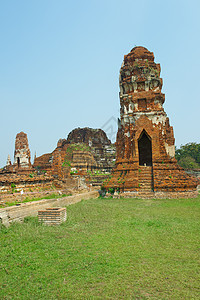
{"left": 111, "top": 190, "right": 198, "bottom": 199}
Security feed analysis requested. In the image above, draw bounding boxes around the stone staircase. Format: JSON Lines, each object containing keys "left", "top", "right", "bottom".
{"left": 86, "top": 175, "right": 109, "bottom": 187}
{"left": 138, "top": 166, "right": 154, "bottom": 198}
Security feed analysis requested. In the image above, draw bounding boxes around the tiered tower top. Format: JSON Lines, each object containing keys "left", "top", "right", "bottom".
{"left": 119, "top": 46, "right": 163, "bottom": 106}
{"left": 125, "top": 46, "right": 154, "bottom": 62}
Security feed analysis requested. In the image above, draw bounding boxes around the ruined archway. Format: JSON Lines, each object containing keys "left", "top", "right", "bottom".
{"left": 138, "top": 130, "right": 152, "bottom": 166}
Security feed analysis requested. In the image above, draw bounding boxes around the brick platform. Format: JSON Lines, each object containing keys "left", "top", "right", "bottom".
{"left": 38, "top": 207, "right": 66, "bottom": 225}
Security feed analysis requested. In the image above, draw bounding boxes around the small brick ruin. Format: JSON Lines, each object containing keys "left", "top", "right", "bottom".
{"left": 104, "top": 46, "right": 198, "bottom": 198}
{"left": 66, "top": 127, "right": 116, "bottom": 173}
{"left": 34, "top": 127, "right": 116, "bottom": 177}
{"left": 38, "top": 207, "right": 67, "bottom": 225}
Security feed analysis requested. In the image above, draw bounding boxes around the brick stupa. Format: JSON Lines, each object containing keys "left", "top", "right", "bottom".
{"left": 13, "top": 132, "right": 33, "bottom": 173}
{"left": 104, "top": 46, "right": 198, "bottom": 198}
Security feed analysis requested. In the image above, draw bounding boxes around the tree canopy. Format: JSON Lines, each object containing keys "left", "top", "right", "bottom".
{"left": 175, "top": 143, "right": 200, "bottom": 169}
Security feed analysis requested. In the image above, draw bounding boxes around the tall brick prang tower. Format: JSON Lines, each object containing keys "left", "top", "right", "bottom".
{"left": 105, "top": 46, "right": 198, "bottom": 198}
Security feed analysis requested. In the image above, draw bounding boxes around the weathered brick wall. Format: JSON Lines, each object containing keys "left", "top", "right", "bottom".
{"left": 0, "top": 173, "right": 54, "bottom": 193}
{"left": 33, "top": 153, "right": 53, "bottom": 172}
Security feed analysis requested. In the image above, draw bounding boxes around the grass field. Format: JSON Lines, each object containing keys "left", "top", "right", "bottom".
{"left": 0, "top": 195, "right": 200, "bottom": 299}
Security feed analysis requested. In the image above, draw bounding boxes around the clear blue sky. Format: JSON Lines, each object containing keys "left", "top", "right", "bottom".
{"left": 0, "top": 0, "right": 200, "bottom": 167}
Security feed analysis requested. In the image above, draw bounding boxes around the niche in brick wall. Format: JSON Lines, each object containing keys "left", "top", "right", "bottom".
{"left": 138, "top": 98, "right": 147, "bottom": 110}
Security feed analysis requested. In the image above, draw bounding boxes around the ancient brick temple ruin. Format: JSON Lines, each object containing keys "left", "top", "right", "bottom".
{"left": 34, "top": 127, "right": 116, "bottom": 177}
{"left": 13, "top": 132, "right": 33, "bottom": 172}
{"left": 66, "top": 128, "right": 115, "bottom": 173}
{"left": 0, "top": 132, "right": 54, "bottom": 193}
{"left": 104, "top": 46, "right": 198, "bottom": 198}
{"left": 0, "top": 128, "right": 115, "bottom": 194}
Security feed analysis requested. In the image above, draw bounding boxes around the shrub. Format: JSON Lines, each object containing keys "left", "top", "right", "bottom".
{"left": 70, "top": 170, "right": 78, "bottom": 175}
{"left": 99, "top": 186, "right": 106, "bottom": 198}
{"left": 108, "top": 187, "right": 115, "bottom": 195}
{"left": 62, "top": 160, "right": 71, "bottom": 167}
{"left": 175, "top": 142, "right": 200, "bottom": 166}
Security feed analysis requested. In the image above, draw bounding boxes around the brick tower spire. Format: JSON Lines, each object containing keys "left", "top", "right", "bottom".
{"left": 104, "top": 47, "right": 198, "bottom": 198}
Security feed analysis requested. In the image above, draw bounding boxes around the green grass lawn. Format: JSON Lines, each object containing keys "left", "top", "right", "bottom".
{"left": 0, "top": 195, "right": 200, "bottom": 299}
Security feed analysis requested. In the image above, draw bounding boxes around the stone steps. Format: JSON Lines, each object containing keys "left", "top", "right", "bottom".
{"left": 139, "top": 177, "right": 152, "bottom": 181}
{"left": 138, "top": 166, "right": 153, "bottom": 191}
{"left": 139, "top": 178, "right": 152, "bottom": 182}
{"left": 139, "top": 185, "right": 152, "bottom": 189}
{"left": 137, "top": 192, "right": 155, "bottom": 199}
{"left": 138, "top": 192, "right": 154, "bottom": 195}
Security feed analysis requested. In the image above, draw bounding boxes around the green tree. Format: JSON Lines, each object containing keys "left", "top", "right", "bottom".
{"left": 178, "top": 156, "right": 199, "bottom": 170}
{"left": 175, "top": 143, "right": 200, "bottom": 169}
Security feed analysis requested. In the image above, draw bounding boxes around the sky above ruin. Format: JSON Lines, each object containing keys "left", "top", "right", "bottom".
{"left": 0, "top": 0, "right": 200, "bottom": 167}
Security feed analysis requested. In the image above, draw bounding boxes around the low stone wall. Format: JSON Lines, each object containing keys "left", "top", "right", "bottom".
{"left": 0, "top": 189, "right": 73, "bottom": 206}
{"left": 154, "top": 190, "right": 198, "bottom": 199}
{"left": 0, "top": 190, "right": 98, "bottom": 226}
